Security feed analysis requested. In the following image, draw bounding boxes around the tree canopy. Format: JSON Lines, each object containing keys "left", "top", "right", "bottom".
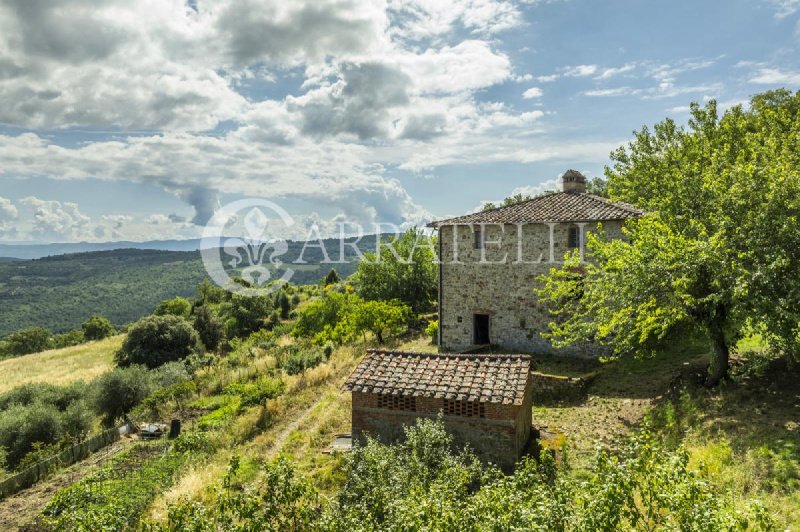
{"left": 116, "top": 314, "right": 202, "bottom": 369}
{"left": 352, "top": 228, "right": 437, "bottom": 314}
{"left": 539, "top": 90, "right": 800, "bottom": 385}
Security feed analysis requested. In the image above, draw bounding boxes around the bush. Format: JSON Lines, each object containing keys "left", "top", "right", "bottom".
{"left": 52, "top": 329, "right": 85, "bottom": 348}
{"left": 60, "top": 401, "right": 93, "bottom": 439}
{"left": 0, "top": 402, "right": 63, "bottom": 468}
{"left": 323, "top": 342, "right": 334, "bottom": 360}
{"left": 116, "top": 315, "right": 202, "bottom": 369}
{"left": 225, "top": 376, "right": 284, "bottom": 406}
{"left": 192, "top": 305, "right": 224, "bottom": 351}
{"left": 277, "top": 292, "right": 291, "bottom": 319}
{"left": 425, "top": 320, "right": 438, "bottom": 344}
{"left": 152, "top": 420, "right": 774, "bottom": 531}
{"left": 4, "top": 326, "right": 51, "bottom": 356}
{"left": 282, "top": 349, "right": 324, "bottom": 376}
{"left": 153, "top": 361, "right": 192, "bottom": 388}
{"left": 0, "top": 381, "right": 83, "bottom": 411}
{"left": 154, "top": 296, "right": 192, "bottom": 318}
{"left": 82, "top": 315, "right": 115, "bottom": 341}
{"left": 92, "top": 366, "right": 153, "bottom": 425}
{"left": 133, "top": 381, "right": 197, "bottom": 420}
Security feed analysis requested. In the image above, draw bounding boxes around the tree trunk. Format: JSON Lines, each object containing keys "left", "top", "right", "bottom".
{"left": 706, "top": 321, "right": 729, "bottom": 387}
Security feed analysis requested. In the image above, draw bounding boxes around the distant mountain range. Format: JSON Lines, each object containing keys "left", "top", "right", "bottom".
{"left": 0, "top": 239, "right": 206, "bottom": 260}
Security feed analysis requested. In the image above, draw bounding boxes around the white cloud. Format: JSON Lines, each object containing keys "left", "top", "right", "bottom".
{"left": 536, "top": 74, "right": 558, "bottom": 82}
{"left": 561, "top": 64, "right": 598, "bottom": 77}
{"left": 522, "top": 86, "right": 543, "bottom": 98}
{"left": 595, "top": 63, "right": 637, "bottom": 80}
{"left": 387, "top": 0, "right": 522, "bottom": 40}
{"left": 749, "top": 67, "right": 800, "bottom": 84}
{"left": 18, "top": 197, "right": 92, "bottom": 241}
{"left": 765, "top": 0, "right": 800, "bottom": 18}
{"left": 584, "top": 87, "right": 633, "bottom": 97}
{"left": 0, "top": 197, "right": 18, "bottom": 223}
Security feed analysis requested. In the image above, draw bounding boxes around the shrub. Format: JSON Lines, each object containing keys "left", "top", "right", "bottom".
{"left": 60, "top": 401, "right": 93, "bottom": 439}
{"left": 134, "top": 381, "right": 197, "bottom": 420}
{"left": 4, "top": 326, "right": 52, "bottom": 356}
{"left": 425, "top": 320, "right": 438, "bottom": 344}
{"left": 192, "top": 305, "right": 224, "bottom": 351}
{"left": 92, "top": 366, "right": 153, "bottom": 425}
{"left": 154, "top": 296, "right": 192, "bottom": 318}
{"left": 82, "top": 315, "right": 115, "bottom": 341}
{"left": 225, "top": 376, "right": 284, "bottom": 407}
{"left": 277, "top": 292, "right": 291, "bottom": 319}
{"left": 153, "top": 360, "right": 193, "bottom": 388}
{"left": 116, "top": 315, "right": 202, "bottom": 369}
{"left": 0, "top": 402, "right": 63, "bottom": 468}
{"left": 172, "top": 431, "right": 213, "bottom": 454}
{"left": 52, "top": 329, "right": 85, "bottom": 348}
{"left": 282, "top": 349, "right": 324, "bottom": 376}
{"left": 323, "top": 342, "right": 334, "bottom": 360}
{"left": 0, "top": 381, "right": 83, "bottom": 411}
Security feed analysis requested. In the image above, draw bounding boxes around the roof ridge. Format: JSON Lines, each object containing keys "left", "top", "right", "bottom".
{"left": 582, "top": 193, "right": 644, "bottom": 214}
{"left": 429, "top": 192, "right": 563, "bottom": 227}
{"left": 427, "top": 191, "right": 643, "bottom": 227}
{"left": 366, "top": 349, "right": 531, "bottom": 360}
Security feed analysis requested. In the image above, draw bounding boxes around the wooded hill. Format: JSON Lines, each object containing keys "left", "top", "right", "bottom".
{"left": 0, "top": 236, "right": 376, "bottom": 336}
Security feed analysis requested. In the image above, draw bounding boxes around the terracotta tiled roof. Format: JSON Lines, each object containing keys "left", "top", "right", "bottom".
{"left": 427, "top": 192, "right": 643, "bottom": 228}
{"left": 344, "top": 350, "right": 532, "bottom": 405}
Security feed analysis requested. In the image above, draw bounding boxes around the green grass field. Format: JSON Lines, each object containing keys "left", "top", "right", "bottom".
{"left": 0, "top": 335, "right": 121, "bottom": 394}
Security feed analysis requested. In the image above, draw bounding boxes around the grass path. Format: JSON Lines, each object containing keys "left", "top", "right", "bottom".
{"left": 0, "top": 436, "right": 133, "bottom": 530}
{"left": 0, "top": 335, "right": 122, "bottom": 394}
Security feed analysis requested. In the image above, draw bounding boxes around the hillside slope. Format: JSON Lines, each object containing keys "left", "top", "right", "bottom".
{"left": 0, "top": 335, "right": 121, "bottom": 394}
{"left": 0, "top": 238, "right": 373, "bottom": 335}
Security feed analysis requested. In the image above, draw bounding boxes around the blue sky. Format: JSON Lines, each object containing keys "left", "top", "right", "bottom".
{"left": 0, "top": 0, "right": 798, "bottom": 242}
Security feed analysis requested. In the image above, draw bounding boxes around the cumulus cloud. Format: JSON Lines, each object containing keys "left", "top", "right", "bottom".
{"left": 522, "top": 87, "right": 543, "bottom": 98}
{"left": 18, "top": 197, "right": 92, "bottom": 241}
{"left": 0, "top": 0, "right": 567, "bottom": 239}
{"left": 0, "top": 196, "right": 18, "bottom": 222}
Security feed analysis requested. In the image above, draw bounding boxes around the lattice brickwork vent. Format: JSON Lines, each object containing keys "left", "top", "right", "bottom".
{"left": 444, "top": 399, "right": 485, "bottom": 418}
{"left": 377, "top": 394, "right": 416, "bottom": 411}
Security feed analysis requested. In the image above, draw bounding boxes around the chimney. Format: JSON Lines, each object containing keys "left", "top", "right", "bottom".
{"left": 561, "top": 169, "right": 586, "bottom": 193}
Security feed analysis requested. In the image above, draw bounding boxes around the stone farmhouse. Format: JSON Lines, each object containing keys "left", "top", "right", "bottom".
{"left": 344, "top": 349, "right": 534, "bottom": 470}
{"left": 428, "top": 170, "right": 643, "bottom": 354}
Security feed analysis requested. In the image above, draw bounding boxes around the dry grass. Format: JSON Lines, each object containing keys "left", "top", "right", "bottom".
{"left": 393, "top": 335, "right": 438, "bottom": 353}
{"left": 145, "top": 341, "right": 363, "bottom": 524}
{"left": 0, "top": 335, "right": 122, "bottom": 394}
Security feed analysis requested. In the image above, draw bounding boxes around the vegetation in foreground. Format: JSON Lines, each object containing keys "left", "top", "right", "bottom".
{"left": 148, "top": 418, "right": 771, "bottom": 531}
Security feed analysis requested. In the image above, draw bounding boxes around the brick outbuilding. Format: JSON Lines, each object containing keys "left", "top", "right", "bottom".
{"left": 344, "top": 349, "right": 534, "bottom": 470}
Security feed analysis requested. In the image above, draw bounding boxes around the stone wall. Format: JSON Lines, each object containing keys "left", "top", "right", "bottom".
{"left": 438, "top": 221, "right": 624, "bottom": 355}
{"left": 351, "top": 387, "right": 532, "bottom": 470}
{"left": 530, "top": 371, "right": 589, "bottom": 404}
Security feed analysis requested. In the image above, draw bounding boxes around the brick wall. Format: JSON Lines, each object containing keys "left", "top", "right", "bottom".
{"left": 438, "top": 221, "right": 624, "bottom": 355}
{"left": 351, "top": 391, "right": 530, "bottom": 470}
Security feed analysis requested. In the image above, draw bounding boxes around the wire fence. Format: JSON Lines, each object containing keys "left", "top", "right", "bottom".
{"left": 0, "top": 427, "right": 120, "bottom": 499}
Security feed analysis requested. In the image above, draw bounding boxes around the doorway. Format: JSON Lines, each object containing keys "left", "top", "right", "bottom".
{"left": 474, "top": 314, "right": 490, "bottom": 345}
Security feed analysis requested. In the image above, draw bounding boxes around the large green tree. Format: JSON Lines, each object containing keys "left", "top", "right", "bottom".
{"left": 352, "top": 228, "right": 437, "bottom": 314}
{"left": 116, "top": 315, "right": 202, "bottom": 369}
{"left": 539, "top": 90, "right": 800, "bottom": 385}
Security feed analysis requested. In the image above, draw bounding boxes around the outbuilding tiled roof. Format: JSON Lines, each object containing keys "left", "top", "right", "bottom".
{"left": 427, "top": 192, "right": 643, "bottom": 228}
{"left": 344, "top": 350, "right": 532, "bottom": 405}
